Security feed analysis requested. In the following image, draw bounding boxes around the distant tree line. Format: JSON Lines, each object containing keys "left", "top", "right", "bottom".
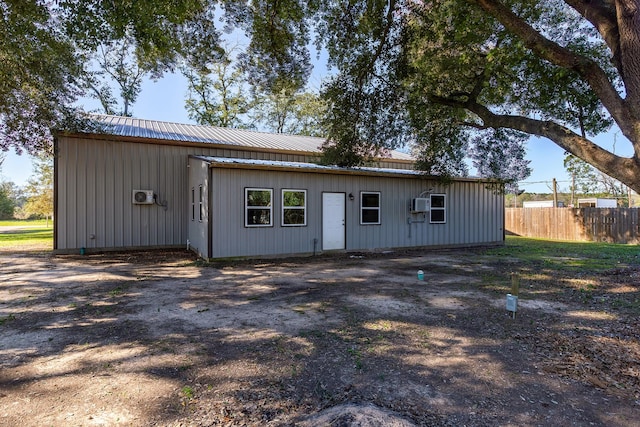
{"left": 0, "top": 157, "right": 53, "bottom": 221}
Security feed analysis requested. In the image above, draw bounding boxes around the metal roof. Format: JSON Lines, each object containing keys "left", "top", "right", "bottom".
{"left": 91, "top": 115, "right": 414, "bottom": 161}
{"left": 193, "top": 156, "right": 485, "bottom": 182}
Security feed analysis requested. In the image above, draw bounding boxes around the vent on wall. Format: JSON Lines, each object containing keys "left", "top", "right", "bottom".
{"left": 132, "top": 190, "right": 154, "bottom": 205}
{"left": 411, "top": 197, "right": 430, "bottom": 213}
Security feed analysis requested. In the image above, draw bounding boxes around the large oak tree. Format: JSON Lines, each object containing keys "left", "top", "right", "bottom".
{"left": 309, "top": 0, "right": 640, "bottom": 191}
{"left": 2, "top": 1, "right": 639, "bottom": 192}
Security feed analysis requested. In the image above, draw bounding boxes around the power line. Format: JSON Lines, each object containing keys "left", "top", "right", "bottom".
{"left": 519, "top": 180, "right": 570, "bottom": 185}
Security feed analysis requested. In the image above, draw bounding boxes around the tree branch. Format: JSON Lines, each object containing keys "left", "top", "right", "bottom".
{"left": 564, "top": 0, "right": 622, "bottom": 75}
{"left": 468, "top": 0, "right": 633, "bottom": 140}
{"left": 429, "top": 93, "right": 639, "bottom": 189}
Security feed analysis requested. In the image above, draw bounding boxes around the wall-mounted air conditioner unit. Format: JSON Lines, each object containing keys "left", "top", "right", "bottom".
{"left": 411, "top": 197, "right": 430, "bottom": 213}
{"left": 132, "top": 189, "right": 154, "bottom": 205}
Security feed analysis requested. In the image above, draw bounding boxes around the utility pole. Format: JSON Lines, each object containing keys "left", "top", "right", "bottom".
{"left": 552, "top": 178, "right": 558, "bottom": 207}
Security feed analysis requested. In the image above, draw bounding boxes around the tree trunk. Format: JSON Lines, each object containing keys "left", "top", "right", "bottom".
{"left": 464, "top": 0, "right": 640, "bottom": 192}
{"left": 617, "top": 0, "right": 640, "bottom": 107}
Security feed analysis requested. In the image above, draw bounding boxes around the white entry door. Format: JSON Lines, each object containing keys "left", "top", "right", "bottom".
{"left": 322, "top": 192, "right": 345, "bottom": 250}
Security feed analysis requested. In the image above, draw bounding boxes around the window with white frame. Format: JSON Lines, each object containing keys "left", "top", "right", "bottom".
{"left": 245, "top": 188, "right": 273, "bottom": 227}
{"left": 191, "top": 187, "right": 195, "bottom": 221}
{"left": 430, "top": 194, "right": 446, "bottom": 223}
{"left": 360, "top": 192, "right": 381, "bottom": 225}
{"left": 282, "top": 189, "right": 306, "bottom": 226}
{"left": 198, "top": 185, "right": 204, "bottom": 222}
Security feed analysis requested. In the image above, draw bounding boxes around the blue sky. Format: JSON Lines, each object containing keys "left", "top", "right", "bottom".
{"left": 1, "top": 70, "right": 629, "bottom": 194}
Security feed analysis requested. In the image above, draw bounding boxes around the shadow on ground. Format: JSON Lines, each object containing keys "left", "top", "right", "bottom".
{"left": 1, "top": 248, "right": 639, "bottom": 426}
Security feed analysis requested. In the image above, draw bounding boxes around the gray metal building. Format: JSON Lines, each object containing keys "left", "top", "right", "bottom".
{"left": 54, "top": 115, "right": 504, "bottom": 258}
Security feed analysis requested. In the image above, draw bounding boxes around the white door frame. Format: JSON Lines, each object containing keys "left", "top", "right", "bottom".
{"left": 322, "top": 192, "right": 346, "bottom": 250}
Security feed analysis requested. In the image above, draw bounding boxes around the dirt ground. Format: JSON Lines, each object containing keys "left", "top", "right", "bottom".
{"left": 1, "top": 247, "right": 639, "bottom": 426}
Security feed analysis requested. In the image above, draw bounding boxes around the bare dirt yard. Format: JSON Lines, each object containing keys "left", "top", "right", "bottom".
{"left": 1, "top": 245, "right": 639, "bottom": 426}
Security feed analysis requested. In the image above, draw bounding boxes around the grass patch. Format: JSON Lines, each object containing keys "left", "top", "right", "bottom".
{"left": 0, "top": 223, "right": 53, "bottom": 251}
{"left": 0, "top": 314, "right": 17, "bottom": 326}
{"left": 0, "top": 227, "right": 53, "bottom": 251}
{"left": 486, "top": 236, "right": 640, "bottom": 272}
{"left": 0, "top": 219, "right": 51, "bottom": 227}
{"left": 181, "top": 386, "right": 195, "bottom": 399}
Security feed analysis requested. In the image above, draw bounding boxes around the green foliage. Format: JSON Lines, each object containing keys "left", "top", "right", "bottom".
{"left": 1, "top": 0, "right": 216, "bottom": 153}
{"left": 564, "top": 154, "right": 601, "bottom": 194}
{"left": 181, "top": 385, "right": 195, "bottom": 399}
{"left": 231, "top": 0, "right": 314, "bottom": 93}
{"left": 183, "top": 45, "right": 250, "bottom": 128}
{"left": 408, "top": 107, "right": 470, "bottom": 176}
{"left": 82, "top": 35, "right": 152, "bottom": 117}
{"left": 246, "top": 189, "right": 271, "bottom": 206}
{"left": 252, "top": 87, "right": 327, "bottom": 136}
{"left": 283, "top": 190, "right": 304, "bottom": 206}
{"left": 470, "top": 128, "right": 531, "bottom": 193}
{"left": 0, "top": 0, "right": 85, "bottom": 154}
{"left": 0, "top": 182, "right": 15, "bottom": 219}
{"left": 564, "top": 154, "right": 627, "bottom": 199}
{"left": 23, "top": 156, "right": 53, "bottom": 220}
{"left": 316, "top": 0, "right": 407, "bottom": 167}
{"left": 287, "top": 92, "right": 327, "bottom": 137}
{"left": 56, "top": 0, "right": 209, "bottom": 68}
{"left": 4, "top": 0, "right": 640, "bottom": 194}
{"left": 183, "top": 43, "right": 327, "bottom": 136}
{"left": 312, "top": 1, "right": 639, "bottom": 191}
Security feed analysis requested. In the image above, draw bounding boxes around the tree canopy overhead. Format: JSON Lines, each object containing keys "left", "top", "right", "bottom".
{"left": 311, "top": 0, "right": 640, "bottom": 190}
{"left": 0, "top": 0, "right": 216, "bottom": 153}
{"left": 1, "top": 1, "right": 639, "bottom": 191}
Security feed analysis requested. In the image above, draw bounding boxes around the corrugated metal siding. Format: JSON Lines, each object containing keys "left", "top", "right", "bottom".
{"left": 56, "top": 136, "right": 318, "bottom": 251}
{"left": 209, "top": 168, "right": 504, "bottom": 258}
{"left": 187, "top": 157, "right": 210, "bottom": 257}
{"left": 56, "top": 134, "right": 502, "bottom": 254}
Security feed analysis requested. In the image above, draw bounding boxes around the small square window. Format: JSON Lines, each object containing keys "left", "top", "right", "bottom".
{"left": 361, "top": 192, "right": 381, "bottom": 225}
{"left": 245, "top": 188, "right": 273, "bottom": 227}
{"left": 282, "top": 189, "right": 307, "bottom": 226}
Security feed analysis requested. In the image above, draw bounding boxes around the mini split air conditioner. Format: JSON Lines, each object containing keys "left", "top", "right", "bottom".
{"left": 411, "top": 197, "right": 430, "bottom": 213}
{"left": 132, "top": 190, "right": 154, "bottom": 205}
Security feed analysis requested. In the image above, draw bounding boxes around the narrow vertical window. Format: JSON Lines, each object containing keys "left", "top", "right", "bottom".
{"left": 198, "top": 185, "right": 204, "bottom": 222}
{"left": 282, "top": 189, "right": 306, "bottom": 226}
{"left": 430, "top": 194, "right": 446, "bottom": 223}
{"left": 191, "top": 187, "right": 195, "bottom": 221}
{"left": 245, "top": 188, "right": 273, "bottom": 227}
{"left": 360, "top": 192, "right": 381, "bottom": 225}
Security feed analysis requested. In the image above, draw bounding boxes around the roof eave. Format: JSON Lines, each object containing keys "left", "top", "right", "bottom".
{"left": 198, "top": 156, "right": 492, "bottom": 183}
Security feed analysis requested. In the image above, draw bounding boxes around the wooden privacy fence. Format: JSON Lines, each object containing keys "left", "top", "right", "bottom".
{"left": 505, "top": 207, "right": 640, "bottom": 244}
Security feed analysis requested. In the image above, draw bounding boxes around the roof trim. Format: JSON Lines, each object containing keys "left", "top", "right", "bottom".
{"left": 192, "top": 156, "right": 490, "bottom": 183}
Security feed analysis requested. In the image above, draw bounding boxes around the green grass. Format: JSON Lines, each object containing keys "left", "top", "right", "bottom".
{"left": 487, "top": 236, "right": 640, "bottom": 272}
{"left": 181, "top": 386, "right": 195, "bottom": 399}
{"left": 0, "top": 220, "right": 53, "bottom": 250}
{"left": 482, "top": 236, "right": 640, "bottom": 315}
{"left": 0, "top": 219, "right": 50, "bottom": 227}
